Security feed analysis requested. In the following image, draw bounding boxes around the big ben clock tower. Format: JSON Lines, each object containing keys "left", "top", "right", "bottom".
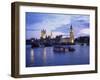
{"left": 70, "top": 25, "right": 74, "bottom": 44}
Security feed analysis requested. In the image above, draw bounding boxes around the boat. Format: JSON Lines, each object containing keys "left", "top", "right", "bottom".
{"left": 53, "top": 45, "right": 75, "bottom": 52}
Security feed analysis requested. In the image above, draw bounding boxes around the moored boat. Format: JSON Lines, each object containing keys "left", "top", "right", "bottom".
{"left": 53, "top": 45, "right": 75, "bottom": 52}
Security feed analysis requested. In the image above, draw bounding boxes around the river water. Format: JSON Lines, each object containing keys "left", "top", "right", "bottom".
{"left": 26, "top": 45, "right": 89, "bottom": 67}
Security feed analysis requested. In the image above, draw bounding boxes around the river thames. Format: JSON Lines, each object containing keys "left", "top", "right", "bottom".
{"left": 26, "top": 44, "right": 89, "bottom": 67}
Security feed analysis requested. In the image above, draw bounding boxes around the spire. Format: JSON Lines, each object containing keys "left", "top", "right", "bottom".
{"left": 70, "top": 25, "right": 72, "bottom": 30}
{"left": 69, "top": 24, "right": 74, "bottom": 44}
{"left": 51, "top": 31, "right": 52, "bottom": 36}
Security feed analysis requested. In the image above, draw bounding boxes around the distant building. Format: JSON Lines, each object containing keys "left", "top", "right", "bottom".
{"left": 40, "top": 25, "right": 74, "bottom": 44}
{"left": 41, "top": 29, "right": 52, "bottom": 39}
{"left": 60, "top": 37, "right": 70, "bottom": 43}
{"left": 69, "top": 25, "right": 74, "bottom": 43}
{"left": 41, "top": 29, "right": 46, "bottom": 39}
{"left": 60, "top": 25, "right": 74, "bottom": 44}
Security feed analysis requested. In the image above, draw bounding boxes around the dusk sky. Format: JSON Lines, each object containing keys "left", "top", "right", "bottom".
{"left": 26, "top": 12, "right": 90, "bottom": 39}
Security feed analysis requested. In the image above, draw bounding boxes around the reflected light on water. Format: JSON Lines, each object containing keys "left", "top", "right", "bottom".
{"left": 30, "top": 48, "right": 34, "bottom": 64}
{"left": 26, "top": 45, "right": 89, "bottom": 67}
{"left": 43, "top": 47, "right": 46, "bottom": 64}
{"left": 49, "top": 47, "right": 54, "bottom": 59}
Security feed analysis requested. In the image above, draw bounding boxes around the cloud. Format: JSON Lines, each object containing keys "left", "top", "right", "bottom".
{"left": 52, "top": 24, "right": 70, "bottom": 33}
{"left": 71, "top": 15, "right": 89, "bottom": 22}
{"left": 26, "top": 31, "right": 41, "bottom": 39}
{"left": 78, "top": 28, "right": 90, "bottom": 37}
{"left": 26, "top": 14, "right": 71, "bottom": 31}
{"left": 26, "top": 13, "right": 90, "bottom": 39}
{"left": 26, "top": 29, "right": 40, "bottom": 31}
{"left": 71, "top": 15, "right": 90, "bottom": 28}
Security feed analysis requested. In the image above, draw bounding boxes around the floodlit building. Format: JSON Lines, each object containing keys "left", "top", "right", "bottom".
{"left": 60, "top": 25, "right": 74, "bottom": 44}
{"left": 40, "top": 25, "right": 74, "bottom": 44}
{"left": 41, "top": 29, "right": 46, "bottom": 39}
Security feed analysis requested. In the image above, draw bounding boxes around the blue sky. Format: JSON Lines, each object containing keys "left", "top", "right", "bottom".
{"left": 26, "top": 12, "right": 90, "bottom": 39}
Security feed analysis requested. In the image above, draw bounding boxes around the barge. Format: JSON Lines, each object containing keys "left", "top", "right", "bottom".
{"left": 53, "top": 45, "right": 75, "bottom": 52}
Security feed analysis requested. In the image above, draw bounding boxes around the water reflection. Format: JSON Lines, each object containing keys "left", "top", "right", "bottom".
{"left": 43, "top": 47, "right": 46, "bottom": 64}
{"left": 26, "top": 45, "right": 89, "bottom": 67}
{"left": 42, "top": 47, "right": 54, "bottom": 65}
{"left": 30, "top": 48, "right": 34, "bottom": 64}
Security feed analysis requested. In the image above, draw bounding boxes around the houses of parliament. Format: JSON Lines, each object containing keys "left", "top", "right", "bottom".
{"left": 40, "top": 25, "right": 74, "bottom": 44}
